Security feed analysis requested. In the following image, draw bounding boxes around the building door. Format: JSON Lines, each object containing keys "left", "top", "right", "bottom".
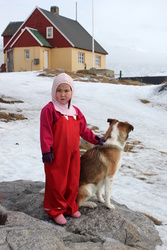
{"left": 7, "top": 49, "right": 14, "bottom": 72}
{"left": 44, "top": 50, "right": 48, "bottom": 69}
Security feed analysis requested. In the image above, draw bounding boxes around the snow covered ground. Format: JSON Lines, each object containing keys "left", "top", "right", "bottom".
{"left": 111, "top": 63, "right": 167, "bottom": 77}
{"left": 0, "top": 71, "right": 167, "bottom": 249}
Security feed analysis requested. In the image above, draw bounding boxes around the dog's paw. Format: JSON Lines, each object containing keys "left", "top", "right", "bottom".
{"left": 105, "top": 203, "right": 115, "bottom": 210}
{"left": 82, "top": 201, "right": 97, "bottom": 208}
{"left": 98, "top": 197, "right": 105, "bottom": 203}
{"left": 97, "top": 192, "right": 105, "bottom": 203}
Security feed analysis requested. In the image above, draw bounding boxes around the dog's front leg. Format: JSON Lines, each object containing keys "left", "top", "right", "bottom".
{"left": 104, "top": 176, "right": 115, "bottom": 210}
{"left": 96, "top": 182, "right": 105, "bottom": 203}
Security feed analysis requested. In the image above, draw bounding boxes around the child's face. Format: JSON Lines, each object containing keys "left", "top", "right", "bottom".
{"left": 56, "top": 83, "right": 72, "bottom": 105}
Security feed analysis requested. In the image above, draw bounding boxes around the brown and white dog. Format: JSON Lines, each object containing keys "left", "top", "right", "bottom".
{"left": 76, "top": 118, "right": 134, "bottom": 210}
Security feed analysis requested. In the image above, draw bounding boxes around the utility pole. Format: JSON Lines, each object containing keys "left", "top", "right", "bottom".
{"left": 76, "top": 1, "right": 77, "bottom": 21}
{"left": 92, "top": 0, "right": 94, "bottom": 68}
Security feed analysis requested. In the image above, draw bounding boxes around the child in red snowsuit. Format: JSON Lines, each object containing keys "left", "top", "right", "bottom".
{"left": 40, "top": 73, "right": 105, "bottom": 225}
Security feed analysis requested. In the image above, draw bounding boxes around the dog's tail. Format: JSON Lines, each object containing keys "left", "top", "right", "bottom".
{"left": 76, "top": 185, "right": 90, "bottom": 207}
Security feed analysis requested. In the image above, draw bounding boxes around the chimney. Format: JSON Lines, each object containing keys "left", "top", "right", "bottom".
{"left": 50, "top": 6, "right": 59, "bottom": 15}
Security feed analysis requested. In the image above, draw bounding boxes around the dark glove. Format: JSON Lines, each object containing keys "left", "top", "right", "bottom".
{"left": 42, "top": 152, "right": 54, "bottom": 163}
{"left": 95, "top": 136, "right": 106, "bottom": 146}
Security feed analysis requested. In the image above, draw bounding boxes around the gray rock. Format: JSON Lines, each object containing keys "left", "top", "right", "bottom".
{"left": 0, "top": 204, "right": 7, "bottom": 225}
{"left": 0, "top": 180, "right": 162, "bottom": 250}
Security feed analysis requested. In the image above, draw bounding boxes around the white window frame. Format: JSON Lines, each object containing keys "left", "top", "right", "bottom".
{"left": 46, "top": 27, "right": 53, "bottom": 39}
{"left": 78, "top": 52, "right": 85, "bottom": 64}
{"left": 95, "top": 55, "right": 101, "bottom": 67}
{"left": 25, "top": 50, "right": 29, "bottom": 59}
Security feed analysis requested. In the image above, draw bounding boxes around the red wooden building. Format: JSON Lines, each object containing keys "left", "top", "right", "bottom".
{"left": 1, "top": 6, "right": 108, "bottom": 72}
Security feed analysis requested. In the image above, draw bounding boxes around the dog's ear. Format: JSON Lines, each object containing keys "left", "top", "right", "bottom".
{"left": 107, "top": 118, "right": 115, "bottom": 125}
{"left": 124, "top": 122, "right": 134, "bottom": 132}
{"left": 127, "top": 123, "right": 134, "bottom": 132}
{"left": 129, "top": 124, "right": 134, "bottom": 131}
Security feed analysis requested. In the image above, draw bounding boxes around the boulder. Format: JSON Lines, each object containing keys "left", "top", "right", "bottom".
{"left": 0, "top": 204, "right": 7, "bottom": 225}
{"left": 0, "top": 180, "right": 162, "bottom": 250}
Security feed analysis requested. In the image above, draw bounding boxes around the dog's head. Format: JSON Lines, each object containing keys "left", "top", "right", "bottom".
{"left": 104, "top": 118, "right": 134, "bottom": 148}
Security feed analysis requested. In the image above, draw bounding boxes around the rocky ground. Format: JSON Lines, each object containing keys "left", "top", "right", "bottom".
{"left": 39, "top": 68, "right": 142, "bottom": 85}
{"left": 0, "top": 180, "right": 162, "bottom": 250}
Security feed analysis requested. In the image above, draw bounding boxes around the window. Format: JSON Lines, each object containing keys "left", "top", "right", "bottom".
{"left": 25, "top": 50, "right": 29, "bottom": 59}
{"left": 95, "top": 55, "right": 101, "bottom": 67}
{"left": 78, "top": 52, "right": 85, "bottom": 64}
{"left": 46, "top": 27, "right": 53, "bottom": 39}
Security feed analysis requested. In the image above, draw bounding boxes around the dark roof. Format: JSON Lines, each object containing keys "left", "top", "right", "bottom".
{"left": 39, "top": 8, "right": 108, "bottom": 55}
{"left": 29, "top": 28, "right": 52, "bottom": 48}
{"left": 1, "top": 22, "right": 23, "bottom": 36}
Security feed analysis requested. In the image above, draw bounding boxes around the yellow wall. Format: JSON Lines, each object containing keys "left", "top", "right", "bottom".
{"left": 5, "top": 46, "right": 106, "bottom": 72}
{"left": 71, "top": 48, "right": 106, "bottom": 71}
{"left": 51, "top": 47, "right": 106, "bottom": 72}
{"left": 13, "top": 47, "right": 44, "bottom": 71}
{"left": 51, "top": 48, "right": 72, "bottom": 72}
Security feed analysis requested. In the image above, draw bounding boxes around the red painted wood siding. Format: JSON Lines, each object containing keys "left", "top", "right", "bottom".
{"left": 4, "top": 36, "right": 12, "bottom": 47}
{"left": 14, "top": 30, "right": 39, "bottom": 47}
{"left": 4, "top": 8, "right": 72, "bottom": 52}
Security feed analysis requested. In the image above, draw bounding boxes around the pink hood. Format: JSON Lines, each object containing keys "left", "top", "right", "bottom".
{"left": 52, "top": 73, "right": 76, "bottom": 116}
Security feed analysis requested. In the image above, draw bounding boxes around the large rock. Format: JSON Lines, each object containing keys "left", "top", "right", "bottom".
{"left": 0, "top": 180, "right": 162, "bottom": 249}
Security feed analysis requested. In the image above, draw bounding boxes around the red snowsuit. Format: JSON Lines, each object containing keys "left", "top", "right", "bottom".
{"left": 40, "top": 102, "right": 98, "bottom": 218}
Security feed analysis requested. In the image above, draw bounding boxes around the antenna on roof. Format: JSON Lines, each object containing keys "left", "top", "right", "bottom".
{"left": 76, "top": 1, "right": 77, "bottom": 21}
{"left": 92, "top": 0, "right": 94, "bottom": 68}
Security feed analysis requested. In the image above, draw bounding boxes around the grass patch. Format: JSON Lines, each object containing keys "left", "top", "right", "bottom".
{"left": 124, "top": 140, "right": 141, "bottom": 152}
{"left": 140, "top": 99, "right": 150, "bottom": 104}
{"left": 0, "top": 111, "right": 27, "bottom": 122}
{"left": 0, "top": 96, "right": 23, "bottom": 104}
{"left": 143, "top": 213, "right": 162, "bottom": 226}
{"left": 0, "top": 95, "right": 26, "bottom": 122}
{"left": 118, "top": 79, "right": 142, "bottom": 86}
{"left": 38, "top": 69, "right": 143, "bottom": 85}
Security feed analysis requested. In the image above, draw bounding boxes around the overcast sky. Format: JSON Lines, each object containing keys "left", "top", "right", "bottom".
{"left": 0, "top": 0, "right": 167, "bottom": 68}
